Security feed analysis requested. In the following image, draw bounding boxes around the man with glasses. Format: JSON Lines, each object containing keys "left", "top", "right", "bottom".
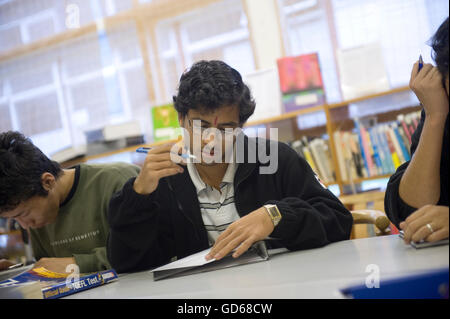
{"left": 107, "top": 60, "right": 353, "bottom": 273}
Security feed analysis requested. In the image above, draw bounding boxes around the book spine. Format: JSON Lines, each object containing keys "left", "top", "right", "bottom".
{"left": 350, "top": 134, "right": 368, "bottom": 177}
{"left": 309, "top": 139, "right": 329, "bottom": 183}
{"left": 397, "top": 114, "right": 412, "bottom": 145}
{"left": 368, "top": 127, "right": 384, "bottom": 175}
{"left": 376, "top": 126, "right": 395, "bottom": 173}
{"left": 393, "top": 124, "right": 411, "bottom": 162}
{"left": 396, "top": 124, "right": 411, "bottom": 152}
{"left": 42, "top": 270, "right": 118, "bottom": 299}
{"left": 334, "top": 131, "right": 348, "bottom": 182}
{"left": 383, "top": 126, "right": 402, "bottom": 169}
{"left": 364, "top": 128, "right": 379, "bottom": 175}
{"left": 404, "top": 114, "right": 416, "bottom": 138}
{"left": 355, "top": 120, "right": 375, "bottom": 176}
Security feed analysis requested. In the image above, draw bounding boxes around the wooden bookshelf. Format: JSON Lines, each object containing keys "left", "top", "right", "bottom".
{"left": 0, "top": 1, "right": 418, "bottom": 195}
{"left": 245, "top": 104, "right": 325, "bottom": 127}
{"left": 60, "top": 86, "right": 419, "bottom": 197}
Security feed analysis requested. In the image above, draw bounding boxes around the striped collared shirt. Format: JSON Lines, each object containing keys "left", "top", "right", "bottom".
{"left": 187, "top": 161, "right": 240, "bottom": 246}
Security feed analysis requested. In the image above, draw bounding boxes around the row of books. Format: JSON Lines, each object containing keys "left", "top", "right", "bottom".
{"left": 335, "top": 110, "right": 421, "bottom": 182}
{"left": 290, "top": 136, "right": 336, "bottom": 184}
{"left": 289, "top": 110, "right": 422, "bottom": 184}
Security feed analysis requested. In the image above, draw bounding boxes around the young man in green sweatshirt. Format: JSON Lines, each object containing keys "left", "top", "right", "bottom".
{"left": 0, "top": 131, "right": 140, "bottom": 274}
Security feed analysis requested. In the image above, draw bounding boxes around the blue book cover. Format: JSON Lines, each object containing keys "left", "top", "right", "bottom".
{"left": 341, "top": 267, "right": 449, "bottom": 299}
{"left": 0, "top": 267, "right": 118, "bottom": 299}
{"left": 376, "top": 126, "right": 395, "bottom": 173}
{"left": 368, "top": 127, "right": 385, "bottom": 174}
{"left": 393, "top": 125, "right": 411, "bottom": 162}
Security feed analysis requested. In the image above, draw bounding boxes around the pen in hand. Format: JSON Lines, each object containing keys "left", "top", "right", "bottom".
{"left": 418, "top": 54, "right": 423, "bottom": 72}
{"left": 136, "top": 147, "right": 197, "bottom": 160}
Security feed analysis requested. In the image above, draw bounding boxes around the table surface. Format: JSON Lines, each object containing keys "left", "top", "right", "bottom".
{"left": 66, "top": 235, "right": 449, "bottom": 299}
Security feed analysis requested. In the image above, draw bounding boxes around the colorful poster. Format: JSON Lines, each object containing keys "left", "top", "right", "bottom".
{"left": 276, "top": 53, "right": 325, "bottom": 113}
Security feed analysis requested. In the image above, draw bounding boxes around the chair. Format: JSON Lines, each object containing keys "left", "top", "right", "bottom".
{"left": 350, "top": 209, "right": 392, "bottom": 238}
{"left": 339, "top": 191, "right": 396, "bottom": 239}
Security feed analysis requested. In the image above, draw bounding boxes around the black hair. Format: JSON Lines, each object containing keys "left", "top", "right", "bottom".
{"left": 173, "top": 60, "right": 256, "bottom": 124}
{"left": 0, "top": 131, "right": 62, "bottom": 214}
{"left": 431, "top": 17, "right": 449, "bottom": 79}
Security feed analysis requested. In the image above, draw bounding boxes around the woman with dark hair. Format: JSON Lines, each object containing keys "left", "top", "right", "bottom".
{"left": 385, "top": 17, "right": 449, "bottom": 244}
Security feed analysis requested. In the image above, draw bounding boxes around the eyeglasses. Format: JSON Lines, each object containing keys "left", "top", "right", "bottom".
{"left": 186, "top": 118, "right": 240, "bottom": 135}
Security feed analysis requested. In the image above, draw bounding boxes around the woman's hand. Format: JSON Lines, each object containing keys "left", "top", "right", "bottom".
{"left": 400, "top": 205, "right": 449, "bottom": 244}
{"left": 409, "top": 62, "right": 449, "bottom": 118}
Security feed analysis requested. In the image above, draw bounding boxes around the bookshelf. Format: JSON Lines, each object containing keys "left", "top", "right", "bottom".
{"left": 0, "top": 1, "right": 421, "bottom": 196}
{"left": 58, "top": 85, "right": 421, "bottom": 197}
{"left": 244, "top": 85, "right": 421, "bottom": 194}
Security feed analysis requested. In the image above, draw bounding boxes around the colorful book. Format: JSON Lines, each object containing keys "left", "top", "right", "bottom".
{"left": 308, "top": 139, "right": 329, "bottom": 183}
{"left": 375, "top": 125, "right": 395, "bottom": 173}
{"left": 342, "top": 132, "right": 359, "bottom": 180}
{"left": 277, "top": 53, "right": 324, "bottom": 94}
{"left": 397, "top": 114, "right": 412, "bottom": 144}
{"left": 0, "top": 267, "right": 118, "bottom": 299}
{"left": 383, "top": 125, "right": 402, "bottom": 169}
{"left": 386, "top": 125, "right": 405, "bottom": 164}
{"left": 392, "top": 123, "right": 411, "bottom": 162}
{"left": 354, "top": 120, "right": 374, "bottom": 176}
{"left": 276, "top": 53, "right": 326, "bottom": 113}
{"left": 333, "top": 131, "right": 348, "bottom": 181}
{"left": 301, "top": 137, "right": 319, "bottom": 175}
{"left": 368, "top": 127, "right": 385, "bottom": 175}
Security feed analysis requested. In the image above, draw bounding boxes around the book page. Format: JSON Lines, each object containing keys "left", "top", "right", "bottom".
{"left": 152, "top": 249, "right": 216, "bottom": 272}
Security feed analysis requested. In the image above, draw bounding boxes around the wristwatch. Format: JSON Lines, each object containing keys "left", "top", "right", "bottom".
{"left": 264, "top": 204, "right": 282, "bottom": 227}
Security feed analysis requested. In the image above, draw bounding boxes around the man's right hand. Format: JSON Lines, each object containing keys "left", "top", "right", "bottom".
{"left": 133, "top": 142, "right": 186, "bottom": 195}
{"left": 0, "top": 259, "right": 15, "bottom": 271}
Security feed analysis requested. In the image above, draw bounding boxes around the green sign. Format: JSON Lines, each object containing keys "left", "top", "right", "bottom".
{"left": 151, "top": 104, "right": 182, "bottom": 142}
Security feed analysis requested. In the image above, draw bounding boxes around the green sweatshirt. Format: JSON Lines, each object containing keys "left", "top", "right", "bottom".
{"left": 30, "top": 162, "right": 140, "bottom": 273}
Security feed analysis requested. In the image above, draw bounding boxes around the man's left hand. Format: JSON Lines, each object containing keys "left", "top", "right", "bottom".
{"left": 33, "top": 257, "right": 77, "bottom": 274}
{"left": 205, "top": 207, "right": 274, "bottom": 261}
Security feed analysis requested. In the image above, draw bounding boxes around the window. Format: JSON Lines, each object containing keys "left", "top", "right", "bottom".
{"left": 332, "top": 0, "right": 448, "bottom": 88}
{"left": 0, "top": 0, "right": 133, "bottom": 54}
{"left": 278, "top": 0, "right": 449, "bottom": 103}
{"left": 153, "top": 0, "right": 255, "bottom": 102}
{"left": 278, "top": 0, "right": 342, "bottom": 104}
{"left": 0, "top": 20, "right": 151, "bottom": 156}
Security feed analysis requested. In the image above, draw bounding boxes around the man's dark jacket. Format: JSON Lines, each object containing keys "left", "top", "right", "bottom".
{"left": 107, "top": 136, "right": 353, "bottom": 273}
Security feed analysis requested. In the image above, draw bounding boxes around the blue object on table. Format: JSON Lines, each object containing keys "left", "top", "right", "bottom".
{"left": 341, "top": 267, "right": 449, "bottom": 299}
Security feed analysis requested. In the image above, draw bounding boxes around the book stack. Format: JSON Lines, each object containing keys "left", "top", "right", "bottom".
{"left": 333, "top": 110, "right": 421, "bottom": 183}
{"left": 290, "top": 136, "right": 336, "bottom": 184}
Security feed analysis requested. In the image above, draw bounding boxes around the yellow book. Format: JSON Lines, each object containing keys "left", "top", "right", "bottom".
{"left": 391, "top": 152, "right": 401, "bottom": 169}
{"left": 302, "top": 147, "right": 318, "bottom": 174}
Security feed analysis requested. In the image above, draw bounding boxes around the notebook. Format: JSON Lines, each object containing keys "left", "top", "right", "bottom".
{"left": 151, "top": 240, "right": 270, "bottom": 281}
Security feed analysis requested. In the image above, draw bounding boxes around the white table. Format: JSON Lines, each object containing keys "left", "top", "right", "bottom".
{"left": 66, "top": 235, "right": 449, "bottom": 299}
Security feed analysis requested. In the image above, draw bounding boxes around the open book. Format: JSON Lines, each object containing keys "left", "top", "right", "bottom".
{"left": 151, "top": 241, "right": 270, "bottom": 281}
